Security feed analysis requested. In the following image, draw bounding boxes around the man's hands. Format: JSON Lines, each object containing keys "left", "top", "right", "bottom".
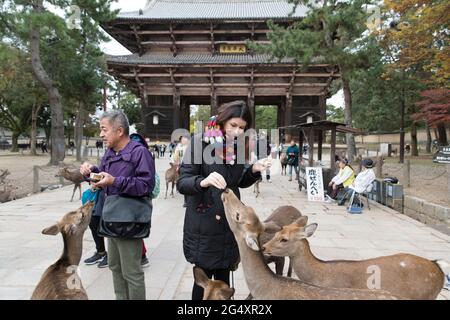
{"left": 80, "top": 162, "right": 94, "bottom": 176}
{"left": 200, "top": 172, "right": 227, "bottom": 189}
{"left": 91, "top": 172, "right": 115, "bottom": 189}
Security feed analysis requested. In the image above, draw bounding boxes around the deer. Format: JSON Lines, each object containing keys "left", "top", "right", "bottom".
{"left": 165, "top": 163, "right": 179, "bottom": 199}
{"left": 253, "top": 177, "right": 262, "bottom": 198}
{"left": 0, "top": 169, "right": 10, "bottom": 184}
{"left": 0, "top": 184, "right": 14, "bottom": 203}
{"left": 280, "top": 153, "right": 287, "bottom": 176}
{"left": 55, "top": 167, "right": 84, "bottom": 202}
{"left": 262, "top": 216, "right": 446, "bottom": 300}
{"left": 31, "top": 201, "right": 94, "bottom": 300}
{"left": 193, "top": 266, "right": 235, "bottom": 300}
{"left": 221, "top": 188, "right": 406, "bottom": 300}
{"left": 260, "top": 205, "right": 303, "bottom": 277}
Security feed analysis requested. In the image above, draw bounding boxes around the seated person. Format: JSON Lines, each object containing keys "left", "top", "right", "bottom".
{"left": 326, "top": 158, "right": 355, "bottom": 200}
{"left": 338, "top": 158, "right": 376, "bottom": 206}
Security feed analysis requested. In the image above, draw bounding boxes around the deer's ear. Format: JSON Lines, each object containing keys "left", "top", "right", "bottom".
{"left": 245, "top": 234, "right": 260, "bottom": 251}
{"left": 263, "top": 221, "right": 282, "bottom": 234}
{"left": 294, "top": 216, "right": 308, "bottom": 227}
{"left": 298, "top": 223, "right": 318, "bottom": 239}
{"left": 42, "top": 224, "right": 60, "bottom": 235}
{"left": 193, "top": 266, "right": 209, "bottom": 289}
{"left": 219, "top": 287, "right": 235, "bottom": 300}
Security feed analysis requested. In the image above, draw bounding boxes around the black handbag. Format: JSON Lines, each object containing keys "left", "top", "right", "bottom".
{"left": 98, "top": 194, "right": 152, "bottom": 239}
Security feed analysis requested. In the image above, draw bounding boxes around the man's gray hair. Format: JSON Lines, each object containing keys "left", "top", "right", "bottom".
{"left": 100, "top": 110, "right": 130, "bottom": 136}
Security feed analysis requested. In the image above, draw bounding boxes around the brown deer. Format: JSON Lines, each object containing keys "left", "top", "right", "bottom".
{"left": 55, "top": 168, "right": 84, "bottom": 202}
{"left": 31, "top": 201, "right": 94, "bottom": 300}
{"left": 165, "top": 163, "right": 179, "bottom": 199}
{"left": 280, "top": 153, "right": 287, "bottom": 176}
{"left": 221, "top": 188, "right": 406, "bottom": 300}
{"left": 260, "top": 205, "right": 302, "bottom": 277}
{"left": 262, "top": 216, "right": 446, "bottom": 300}
{"left": 193, "top": 266, "right": 235, "bottom": 300}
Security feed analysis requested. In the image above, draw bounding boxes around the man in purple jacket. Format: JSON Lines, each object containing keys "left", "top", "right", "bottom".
{"left": 80, "top": 110, "right": 155, "bottom": 300}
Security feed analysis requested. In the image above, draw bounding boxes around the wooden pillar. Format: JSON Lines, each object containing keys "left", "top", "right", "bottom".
{"left": 319, "top": 95, "right": 326, "bottom": 120}
{"left": 330, "top": 127, "right": 336, "bottom": 173}
{"left": 247, "top": 89, "right": 255, "bottom": 129}
{"left": 210, "top": 92, "right": 218, "bottom": 116}
{"left": 173, "top": 90, "right": 180, "bottom": 130}
{"left": 318, "top": 130, "right": 323, "bottom": 161}
{"left": 299, "top": 129, "right": 304, "bottom": 159}
{"left": 308, "top": 127, "right": 314, "bottom": 167}
{"left": 285, "top": 94, "right": 293, "bottom": 140}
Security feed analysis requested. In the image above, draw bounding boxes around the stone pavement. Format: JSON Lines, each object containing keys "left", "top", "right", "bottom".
{"left": 0, "top": 157, "right": 449, "bottom": 300}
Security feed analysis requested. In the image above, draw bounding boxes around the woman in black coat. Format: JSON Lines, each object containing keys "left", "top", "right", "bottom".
{"left": 177, "top": 100, "right": 271, "bottom": 300}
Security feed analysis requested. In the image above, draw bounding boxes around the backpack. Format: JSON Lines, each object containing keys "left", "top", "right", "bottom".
{"left": 151, "top": 173, "right": 160, "bottom": 199}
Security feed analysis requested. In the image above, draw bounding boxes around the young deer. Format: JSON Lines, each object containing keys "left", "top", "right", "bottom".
{"left": 193, "top": 266, "right": 235, "bottom": 300}
{"left": 165, "top": 163, "right": 179, "bottom": 199}
{"left": 31, "top": 202, "right": 94, "bottom": 300}
{"left": 262, "top": 216, "right": 446, "bottom": 300}
{"left": 55, "top": 168, "right": 84, "bottom": 202}
{"left": 221, "top": 189, "right": 406, "bottom": 300}
{"left": 260, "top": 205, "right": 303, "bottom": 277}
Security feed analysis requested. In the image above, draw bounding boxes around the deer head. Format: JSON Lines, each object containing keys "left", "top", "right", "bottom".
{"left": 262, "top": 216, "right": 318, "bottom": 257}
{"left": 221, "top": 189, "right": 281, "bottom": 251}
{"left": 42, "top": 201, "right": 94, "bottom": 237}
{"left": 193, "top": 266, "right": 235, "bottom": 300}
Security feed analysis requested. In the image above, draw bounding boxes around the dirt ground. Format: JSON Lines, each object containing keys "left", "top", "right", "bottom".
{"left": 0, "top": 151, "right": 101, "bottom": 202}
{"left": 382, "top": 156, "right": 449, "bottom": 207}
{"left": 0, "top": 151, "right": 449, "bottom": 207}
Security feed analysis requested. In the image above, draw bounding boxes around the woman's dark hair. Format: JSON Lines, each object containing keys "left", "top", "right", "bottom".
{"left": 216, "top": 100, "right": 253, "bottom": 130}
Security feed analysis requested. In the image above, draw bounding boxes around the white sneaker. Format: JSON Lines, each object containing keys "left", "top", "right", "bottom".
{"left": 444, "top": 275, "right": 450, "bottom": 291}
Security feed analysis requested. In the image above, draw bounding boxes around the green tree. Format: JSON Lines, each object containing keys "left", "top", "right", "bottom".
{"left": 255, "top": 105, "right": 277, "bottom": 130}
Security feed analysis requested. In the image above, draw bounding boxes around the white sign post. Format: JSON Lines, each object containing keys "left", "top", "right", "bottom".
{"left": 306, "top": 167, "right": 325, "bottom": 202}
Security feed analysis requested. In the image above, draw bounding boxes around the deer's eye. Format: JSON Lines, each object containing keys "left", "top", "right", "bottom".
{"left": 280, "top": 238, "right": 288, "bottom": 243}
{"left": 235, "top": 212, "right": 240, "bottom": 221}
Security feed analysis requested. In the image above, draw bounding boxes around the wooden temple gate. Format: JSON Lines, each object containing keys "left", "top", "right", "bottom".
{"left": 102, "top": 0, "right": 340, "bottom": 140}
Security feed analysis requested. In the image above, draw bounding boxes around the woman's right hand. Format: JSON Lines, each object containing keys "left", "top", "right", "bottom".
{"left": 200, "top": 172, "right": 227, "bottom": 189}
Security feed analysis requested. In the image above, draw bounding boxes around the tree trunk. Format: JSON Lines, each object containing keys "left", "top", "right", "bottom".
{"left": 437, "top": 124, "right": 448, "bottom": 146}
{"left": 342, "top": 77, "right": 356, "bottom": 162}
{"left": 410, "top": 121, "right": 418, "bottom": 156}
{"left": 10, "top": 133, "right": 19, "bottom": 152}
{"left": 399, "top": 93, "right": 405, "bottom": 163}
{"left": 29, "top": 0, "right": 65, "bottom": 165}
{"left": 30, "top": 103, "right": 41, "bottom": 156}
{"left": 74, "top": 108, "right": 84, "bottom": 162}
{"left": 425, "top": 123, "right": 432, "bottom": 153}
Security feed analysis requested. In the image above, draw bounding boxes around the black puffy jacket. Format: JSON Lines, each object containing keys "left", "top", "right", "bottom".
{"left": 177, "top": 135, "right": 261, "bottom": 270}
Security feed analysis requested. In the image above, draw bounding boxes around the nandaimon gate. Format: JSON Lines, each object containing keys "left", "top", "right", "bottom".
{"left": 103, "top": 0, "right": 340, "bottom": 140}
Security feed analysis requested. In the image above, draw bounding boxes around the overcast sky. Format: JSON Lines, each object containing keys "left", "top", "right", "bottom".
{"left": 99, "top": 0, "right": 344, "bottom": 108}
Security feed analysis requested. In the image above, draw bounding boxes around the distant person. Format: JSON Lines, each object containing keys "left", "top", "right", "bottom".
{"left": 337, "top": 158, "right": 376, "bottom": 206}
{"left": 41, "top": 140, "right": 48, "bottom": 153}
{"left": 160, "top": 144, "right": 167, "bottom": 157}
{"left": 286, "top": 140, "right": 299, "bottom": 181}
{"left": 326, "top": 158, "right": 355, "bottom": 201}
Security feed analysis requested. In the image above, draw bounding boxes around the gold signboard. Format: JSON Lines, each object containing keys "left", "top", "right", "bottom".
{"left": 219, "top": 44, "right": 246, "bottom": 54}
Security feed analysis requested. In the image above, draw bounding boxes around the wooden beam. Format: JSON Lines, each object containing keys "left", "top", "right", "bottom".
{"left": 140, "top": 40, "right": 271, "bottom": 46}
{"left": 131, "top": 25, "right": 144, "bottom": 56}
{"left": 113, "top": 29, "right": 272, "bottom": 35}
{"left": 119, "top": 72, "right": 341, "bottom": 78}
{"left": 169, "top": 23, "right": 178, "bottom": 57}
{"left": 145, "top": 83, "right": 328, "bottom": 88}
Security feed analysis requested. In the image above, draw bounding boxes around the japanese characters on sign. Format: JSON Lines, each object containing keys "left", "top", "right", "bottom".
{"left": 219, "top": 44, "right": 246, "bottom": 54}
{"left": 306, "top": 167, "right": 325, "bottom": 202}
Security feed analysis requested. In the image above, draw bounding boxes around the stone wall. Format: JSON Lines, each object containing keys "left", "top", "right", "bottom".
{"left": 402, "top": 195, "right": 450, "bottom": 228}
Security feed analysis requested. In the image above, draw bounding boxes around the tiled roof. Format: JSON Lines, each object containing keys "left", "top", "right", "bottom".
{"left": 116, "top": 0, "right": 307, "bottom": 21}
{"left": 107, "top": 53, "right": 296, "bottom": 65}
